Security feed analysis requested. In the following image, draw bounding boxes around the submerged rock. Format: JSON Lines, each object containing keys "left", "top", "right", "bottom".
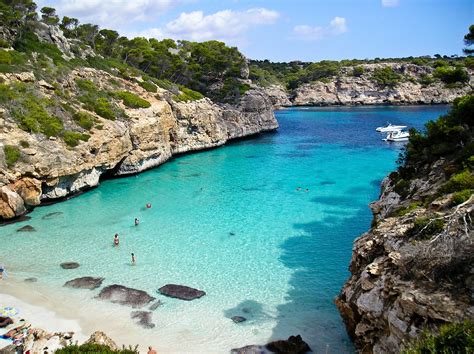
{"left": 24, "top": 277, "right": 38, "bottom": 283}
{"left": 64, "top": 276, "right": 104, "bottom": 290}
{"left": 148, "top": 300, "right": 163, "bottom": 311}
{"left": 17, "top": 225, "right": 35, "bottom": 232}
{"left": 60, "top": 262, "right": 80, "bottom": 269}
{"left": 231, "top": 316, "right": 247, "bottom": 323}
{"left": 97, "top": 285, "right": 155, "bottom": 308}
{"left": 231, "top": 345, "right": 271, "bottom": 354}
{"left": 266, "top": 335, "right": 312, "bottom": 354}
{"left": 158, "top": 284, "right": 206, "bottom": 301}
{"left": 42, "top": 211, "right": 63, "bottom": 220}
{"left": 131, "top": 311, "right": 155, "bottom": 329}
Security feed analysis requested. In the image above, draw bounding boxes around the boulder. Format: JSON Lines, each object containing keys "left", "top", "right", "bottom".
{"left": 64, "top": 277, "right": 104, "bottom": 290}
{"left": 97, "top": 285, "right": 155, "bottom": 308}
{"left": 17, "top": 225, "right": 35, "bottom": 232}
{"left": 0, "top": 186, "right": 26, "bottom": 219}
{"left": 265, "top": 335, "right": 312, "bottom": 354}
{"left": 42, "top": 211, "right": 63, "bottom": 220}
{"left": 85, "top": 331, "right": 118, "bottom": 351}
{"left": 60, "top": 262, "right": 80, "bottom": 269}
{"left": 158, "top": 284, "right": 206, "bottom": 301}
{"left": 24, "top": 277, "right": 38, "bottom": 283}
{"left": 231, "top": 316, "right": 247, "bottom": 323}
{"left": 231, "top": 345, "right": 272, "bottom": 354}
{"left": 130, "top": 311, "right": 155, "bottom": 329}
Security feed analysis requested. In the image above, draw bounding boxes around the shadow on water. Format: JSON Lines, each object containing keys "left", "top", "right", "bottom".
{"left": 268, "top": 206, "right": 373, "bottom": 353}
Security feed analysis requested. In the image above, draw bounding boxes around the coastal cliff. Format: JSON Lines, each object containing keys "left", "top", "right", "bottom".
{"left": 0, "top": 68, "right": 277, "bottom": 220}
{"left": 335, "top": 96, "right": 474, "bottom": 352}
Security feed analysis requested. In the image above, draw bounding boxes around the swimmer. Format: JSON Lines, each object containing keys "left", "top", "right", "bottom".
{"left": 147, "top": 346, "right": 157, "bottom": 354}
{"left": 134, "top": 218, "right": 139, "bottom": 226}
{"left": 146, "top": 203, "right": 152, "bottom": 209}
{"left": 131, "top": 253, "right": 136, "bottom": 265}
{"left": 305, "top": 188, "right": 309, "bottom": 192}
{"left": 296, "top": 187, "right": 302, "bottom": 191}
{"left": 114, "top": 234, "right": 119, "bottom": 246}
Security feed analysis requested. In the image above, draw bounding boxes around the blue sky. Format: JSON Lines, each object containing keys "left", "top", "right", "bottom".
{"left": 36, "top": 0, "right": 473, "bottom": 62}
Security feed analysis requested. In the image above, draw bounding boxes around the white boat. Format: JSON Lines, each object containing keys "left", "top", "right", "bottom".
{"left": 376, "top": 123, "right": 408, "bottom": 132}
{"left": 383, "top": 129, "right": 410, "bottom": 142}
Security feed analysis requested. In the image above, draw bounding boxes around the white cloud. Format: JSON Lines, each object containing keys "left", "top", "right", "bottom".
{"left": 37, "top": 0, "right": 182, "bottom": 28}
{"left": 382, "top": 0, "right": 400, "bottom": 7}
{"left": 293, "top": 16, "right": 347, "bottom": 40}
{"left": 162, "top": 8, "right": 279, "bottom": 41}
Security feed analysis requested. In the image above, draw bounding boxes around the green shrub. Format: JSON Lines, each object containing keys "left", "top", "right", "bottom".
{"left": 75, "top": 78, "right": 98, "bottom": 92}
{"left": 403, "top": 321, "right": 474, "bottom": 354}
{"left": 441, "top": 170, "right": 474, "bottom": 193}
{"left": 352, "top": 66, "right": 365, "bottom": 77}
{"left": 465, "top": 57, "right": 474, "bottom": 70}
{"left": 13, "top": 30, "right": 66, "bottom": 65}
{"left": 0, "top": 83, "right": 17, "bottom": 103}
{"left": 394, "top": 202, "right": 421, "bottom": 216}
{"left": 451, "top": 189, "right": 472, "bottom": 206}
{"left": 173, "top": 87, "right": 205, "bottom": 102}
{"left": 371, "top": 66, "right": 401, "bottom": 87}
{"left": 19, "top": 140, "right": 29, "bottom": 148}
{"left": 139, "top": 80, "right": 157, "bottom": 93}
{"left": 418, "top": 74, "right": 435, "bottom": 86}
{"left": 73, "top": 111, "right": 94, "bottom": 130}
{"left": 14, "top": 99, "right": 64, "bottom": 137}
{"left": 0, "top": 50, "right": 12, "bottom": 64}
{"left": 0, "top": 39, "right": 9, "bottom": 48}
{"left": 94, "top": 98, "right": 115, "bottom": 119}
{"left": 152, "top": 78, "right": 178, "bottom": 92}
{"left": 407, "top": 216, "right": 445, "bottom": 240}
{"left": 63, "top": 131, "right": 90, "bottom": 147}
{"left": 116, "top": 91, "right": 151, "bottom": 108}
{"left": 432, "top": 59, "right": 450, "bottom": 68}
{"left": 393, "top": 178, "right": 410, "bottom": 198}
{"left": 55, "top": 343, "right": 139, "bottom": 353}
{"left": 434, "top": 66, "right": 469, "bottom": 84}
{"left": 4, "top": 145, "right": 20, "bottom": 167}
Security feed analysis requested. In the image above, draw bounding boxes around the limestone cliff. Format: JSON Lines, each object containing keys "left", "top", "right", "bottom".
{"left": 0, "top": 68, "right": 277, "bottom": 220}
{"left": 336, "top": 157, "right": 473, "bottom": 351}
{"left": 259, "top": 63, "right": 472, "bottom": 107}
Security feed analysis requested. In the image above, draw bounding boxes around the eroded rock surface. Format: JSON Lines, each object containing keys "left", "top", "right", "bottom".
{"left": 85, "top": 331, "right": 118, "bottom": 351}
{"left": 97, "top": 285, "right": 155, "bottom": 308}
{"left": 158, "top": 284, "right": 206, "bottom": 301}
{"left": 130, "top": 311, "right": 155, "bottom": 329}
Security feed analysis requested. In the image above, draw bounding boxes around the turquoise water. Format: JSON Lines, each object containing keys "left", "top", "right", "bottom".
{"left": 1, "top": 105, "right": 448, "bottom": 352}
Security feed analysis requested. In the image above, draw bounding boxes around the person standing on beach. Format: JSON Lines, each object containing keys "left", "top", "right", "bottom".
{"left": 147, "top": 346, "right": 157, "bottom": 354}
{"left": 114, "top": 234, "right": 119, "bottom": 247}
{"left": 0, "top": 264, "right": 4, "bottom": 279}
{"left": 131, "top": 253, "right": 136, "bottom": 265}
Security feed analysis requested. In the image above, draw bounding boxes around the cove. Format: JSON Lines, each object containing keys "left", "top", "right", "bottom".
{"left": 0, "top": 105, "right": 448, "bottom": 353}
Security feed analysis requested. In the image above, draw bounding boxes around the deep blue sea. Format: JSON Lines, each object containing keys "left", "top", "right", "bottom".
{"left": 0, "top": 105, "right": 448, "bottom": 353}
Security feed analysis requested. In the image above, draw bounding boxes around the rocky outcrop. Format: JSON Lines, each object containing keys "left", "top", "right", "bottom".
{"left": 0, "top": 67, "right": 278, "bottom": 220}
{"left": 158, "top": 284, "right": 206, "bottom": 301}
{"left": 260, "top": 85, "right": 292, "bottom": 108}
{"left": 64, "top": 276, "right": 104, "bottom": 290}
{"left": 231, "top": 335, "right": 312, "bottom": 354}
{"left": 130, "top": 311, "right": 155, "bottom": 329}
{"left": 60, "top": 262, "right": 80, "bottom": 269}
{"left": 97, "top": 285, "right": 155, "bottom": 308}
{"left": 85, "top": 331, "right": 118, "bottom": 350}
{"left": 336, "top": 159, "right": 474, "bottom": 353}
{"left": 293, "top": 63, "right": 472, "bottom": 106}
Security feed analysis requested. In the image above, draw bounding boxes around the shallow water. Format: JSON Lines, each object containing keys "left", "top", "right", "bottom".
{"left": 0, "top": 105, "right": 448, "bottom": 353}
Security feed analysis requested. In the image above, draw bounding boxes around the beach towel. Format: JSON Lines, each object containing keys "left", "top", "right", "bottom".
{"left": 0, "top": 306, "right": 19, "bottom": 318}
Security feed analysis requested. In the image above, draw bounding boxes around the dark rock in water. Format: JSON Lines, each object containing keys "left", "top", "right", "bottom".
{"left": 158, "top": 284, "right": 206, "bottom": 301}
{"left": 17, "top": 225, "right": 35, "bottom": 232}
{"left": 24, "top": 277, "right": 38, "bottom": 283}
{"left": 231, "top": 316, "right": 247, "bottom": 323}
{"left": 242, "top": 307, "right": 252, "bottom": 314}
{"left": 265, "top": 335, "right": 311, "bottom": 354}
{"left": 42, "top": 211, "right": 63, "bottom": 220}
{"left": 230, "top": 345, "right": 271, "bottom": 354}
{"left": 148, "top": 300, "right": 163, "bottom": 310}
{"left": 97, "top": 285, "right": 155, "bottom": 308}
{"left": 229, "top": 232, "right": 236, "bottom": 236}
{"left": 60, "top": 262, "right": 80, "bottom": 269}
{"left": 319, "top": 181, "right": 336, "bottom": 186}
{"left": 131, "top": 311, "right": 155, "bottom": 329}
{"left": 64, "top": 276, "right": 104, "bottom": 290}
{"left": 0, "top": 215, "right": 31, "bottom": 227}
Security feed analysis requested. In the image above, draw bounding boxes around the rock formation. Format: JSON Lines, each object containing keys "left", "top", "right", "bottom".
{"left": 336, "top": 158, "right": 473, "bottom": 353}
{"left": 64, "top": 276, "right": 104, "bottom": 290}
{"left": 97, "top": 285, "right": 155, "bottom": 308}
{"left": 158, "top": 284, "right": 206, "bottom": 301}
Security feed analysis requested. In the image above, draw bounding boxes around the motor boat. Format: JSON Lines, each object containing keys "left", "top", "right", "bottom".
{"left": 383, "top": 129, "right": 410, "bottom": 142}
{"left": 376, "top": 123, "right": 408, "bottom": 132}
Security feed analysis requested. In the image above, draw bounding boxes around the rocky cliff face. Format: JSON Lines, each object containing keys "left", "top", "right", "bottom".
{"left": 0, "top": 68, "right": 277, "bottom": 220}
{"left": 336, "top": 160, "right": 473, "bottom": 353}
{"left": 260, "top": 63, "right": 472, "bottom": 107}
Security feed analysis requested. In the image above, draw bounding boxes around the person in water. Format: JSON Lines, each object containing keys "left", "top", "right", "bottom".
{"left": 134, "top": 218, "right": 139, "bottom": 226}
{"left": 114, "top": 234, "right": 119, "bottom": 247}
{"left": 131, "top": 253, "right": 136, "bottom": 265}
{"left": 146, "top": 203, "right": 152, "bottom": 209}
{"left": 147, "top": 346, "right": 157, "bottom": 354}
{"left": 0, "top": 264, "right": 4, "bottom": 280}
